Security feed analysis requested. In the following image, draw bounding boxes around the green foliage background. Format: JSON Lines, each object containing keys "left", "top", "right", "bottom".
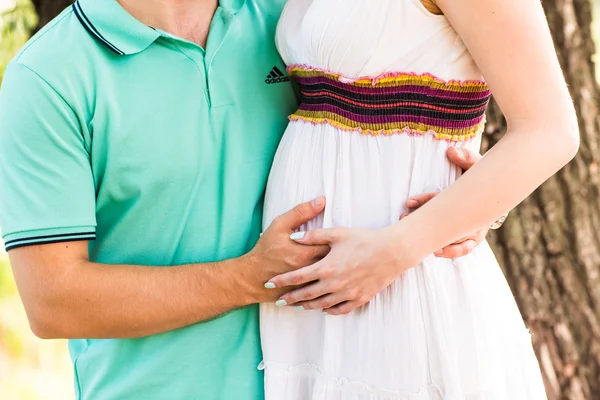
{"left": 0, "top": 0, "right": 36, "bottom": 82}
{"left": 0, "top": 1, "right": 600, "bottom": 399}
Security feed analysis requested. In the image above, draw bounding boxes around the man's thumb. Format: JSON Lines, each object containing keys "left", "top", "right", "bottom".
{"left": 278, "top": 196, "right": 326, "bottom": 230}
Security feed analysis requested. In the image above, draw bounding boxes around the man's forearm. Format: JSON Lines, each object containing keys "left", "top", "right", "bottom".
{"left": 27, "top": 256, "right": 258, "bottom": 339}
{"left": 10, "top": 199, "right": 328, "bottom": 340}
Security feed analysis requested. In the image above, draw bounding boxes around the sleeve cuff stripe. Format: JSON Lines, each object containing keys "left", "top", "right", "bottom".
{"left": 5, "top": 232, "right": 96, "bottom": 251}
{"left": 4, "top": 231, "right": 96, "bottom": 246}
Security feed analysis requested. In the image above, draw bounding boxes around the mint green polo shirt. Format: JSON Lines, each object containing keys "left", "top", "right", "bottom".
{"left": 0, "top": 0, "right": 296, "bottom": 398}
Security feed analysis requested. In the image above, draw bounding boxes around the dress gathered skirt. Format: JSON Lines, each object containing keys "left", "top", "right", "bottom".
{"left": 259, "top": 1, "right": 548, "bottom": 399}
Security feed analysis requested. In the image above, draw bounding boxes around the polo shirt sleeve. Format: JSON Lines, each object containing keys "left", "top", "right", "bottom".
{"left": 0, "top": 61, "right": 96, "bottom": 251}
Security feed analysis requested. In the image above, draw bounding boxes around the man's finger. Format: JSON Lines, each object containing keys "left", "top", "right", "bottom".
{"left": 434, "top": 239, "right": 478, "bottom": 259}
{"left": 307, "top": 244, "right": 331, "bottom": 261}
{"left": 446, "top": 147, "right": 482, "bottom": 171}
{"left": 406, "top": 192, "right": 438, "bottom": 209}
{"left": 272, "top": 197, "right": 326, "bottom": 232}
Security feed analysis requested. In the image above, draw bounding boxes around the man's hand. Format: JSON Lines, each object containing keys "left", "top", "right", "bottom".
{"left": 243, "top": 197, "right": 330, "bottom": 303}
{"left": 401, "top": 147, "right": 487, "bottom": 259}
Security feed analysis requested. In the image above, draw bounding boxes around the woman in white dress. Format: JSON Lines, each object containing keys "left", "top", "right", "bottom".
{"left": 259, "top": 0, "right": 579, "bottom": 398}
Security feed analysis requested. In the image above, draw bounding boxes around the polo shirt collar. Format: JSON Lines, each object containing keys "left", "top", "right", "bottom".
{"left": 74, "top": 0, "right": 161, "bottom": 56}
{"left": 74, "top": 0, "right": 247, "bottom": 56}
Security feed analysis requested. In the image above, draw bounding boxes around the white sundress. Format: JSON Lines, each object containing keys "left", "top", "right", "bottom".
{"left": 259, "top": 1, "right": 548, "bottom": 399}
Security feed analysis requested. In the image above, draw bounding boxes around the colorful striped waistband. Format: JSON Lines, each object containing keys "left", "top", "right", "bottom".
{"left": 288, "top": 66, "right": 491, "bottom": 141}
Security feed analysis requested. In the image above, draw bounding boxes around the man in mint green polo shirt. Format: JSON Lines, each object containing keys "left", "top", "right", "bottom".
{"left": 0, "top": 0, "right": 331, "bottom": 399}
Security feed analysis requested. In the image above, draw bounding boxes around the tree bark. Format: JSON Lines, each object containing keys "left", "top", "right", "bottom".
{"left": 30, "top": 0, "right": 600, "bottom": 398}
{"left": 31, "top": 0, "right": 72, "bottom": 33}
{"left": 483, "top": 1, "right": 600, "bottom": 399}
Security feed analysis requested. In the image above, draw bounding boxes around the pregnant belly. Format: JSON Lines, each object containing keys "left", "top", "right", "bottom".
{"left": 262, "top": 119, "right": 482, "bottom": 232}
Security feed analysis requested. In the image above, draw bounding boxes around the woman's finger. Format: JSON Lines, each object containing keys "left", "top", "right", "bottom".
{"left": 323, "top": 299, "right": 365, "bottom": 315}
{"left": 269, "top": 261, "right": 323, "bottom": 289}
{"left": 446, "top": 147, "right": 482, "bottom": 171}
{"left": 406, "top": 192, "right": 438, "bottom": 208}
{"left": 296, "top": 292, "right": 349, "bottom": 311}
{"left": 434, "top": 239, "right": 478, "bottom": 258}
{"left": 277, "top": 279, "right": 334, "bottom": 306}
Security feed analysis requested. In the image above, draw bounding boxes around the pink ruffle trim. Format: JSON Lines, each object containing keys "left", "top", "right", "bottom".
{"left": 288, "top": 114, "right": 485, "bottom": 142}
{"left": 286, "top": 64, "right": 488, "bottom": 87}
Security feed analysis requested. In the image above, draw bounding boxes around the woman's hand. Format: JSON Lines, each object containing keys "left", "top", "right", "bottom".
{"left": 402, "top": 194, "right": 488, "bottom": 258}
{"left": 401, "top": 147, "right": 489, "bottom": 259}
{"left": 265, "top": 226, "right": 420, "bottom": 315}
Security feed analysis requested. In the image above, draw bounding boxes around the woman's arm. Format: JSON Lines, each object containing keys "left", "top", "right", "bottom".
{"left": 266, "top": 0, "right": 579, "bottom": 314}
{"left": 399, "top": 0, "right": 579, "bottom": 252}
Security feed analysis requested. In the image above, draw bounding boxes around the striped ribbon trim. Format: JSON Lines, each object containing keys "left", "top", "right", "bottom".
{"left": 4, "top": 232, "right": 96, "bottom": 251}
{"left": 288, "top": 66, "right": 491, "bottom": 141}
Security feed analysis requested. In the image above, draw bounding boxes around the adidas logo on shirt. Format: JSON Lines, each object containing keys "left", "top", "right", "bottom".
{"left": 265, "top": 66, "right": 290, "bottom": 84}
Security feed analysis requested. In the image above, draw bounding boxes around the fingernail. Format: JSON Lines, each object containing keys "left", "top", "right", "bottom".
{"left": 294, "top": 306, "right": 305, "bottom": 311}
{"left": 434, "top": 250, "right": 443, "bottom": 256}
{"left": 406, "top": 199, "right": 418, "bottom": 208}
{"left": 264, "top": 282, "right": 276, "bottom": 289}
{"left": 311, "top": 196, "right": 324, "bottom": 207}
{"left": 290, "top": 232, "right": 306, "bottom": 240}
{"left": 455, "top": 148, "right": 466, "bottom": 157}
{"left": 275, "top": 299, "right": 288, "bottom": 307}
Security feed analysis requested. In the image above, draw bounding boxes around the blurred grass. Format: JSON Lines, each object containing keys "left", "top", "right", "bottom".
{"left": 0, "top": 255, "right": 74, "bottom": 400}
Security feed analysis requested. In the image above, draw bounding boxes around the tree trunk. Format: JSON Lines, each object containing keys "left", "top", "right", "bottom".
{"left": 483, "top": 1, "right": 600, "bottom": 399}
{"left": 30, "top": 0, "right": 600, "bottom": 398}
{"left": 31, "top": 0, "right": 72, "bottom": 33}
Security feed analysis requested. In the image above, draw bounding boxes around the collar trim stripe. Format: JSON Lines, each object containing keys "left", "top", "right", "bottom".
{"left": 73, "top": 1, "right": 124, "bottom": 55}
